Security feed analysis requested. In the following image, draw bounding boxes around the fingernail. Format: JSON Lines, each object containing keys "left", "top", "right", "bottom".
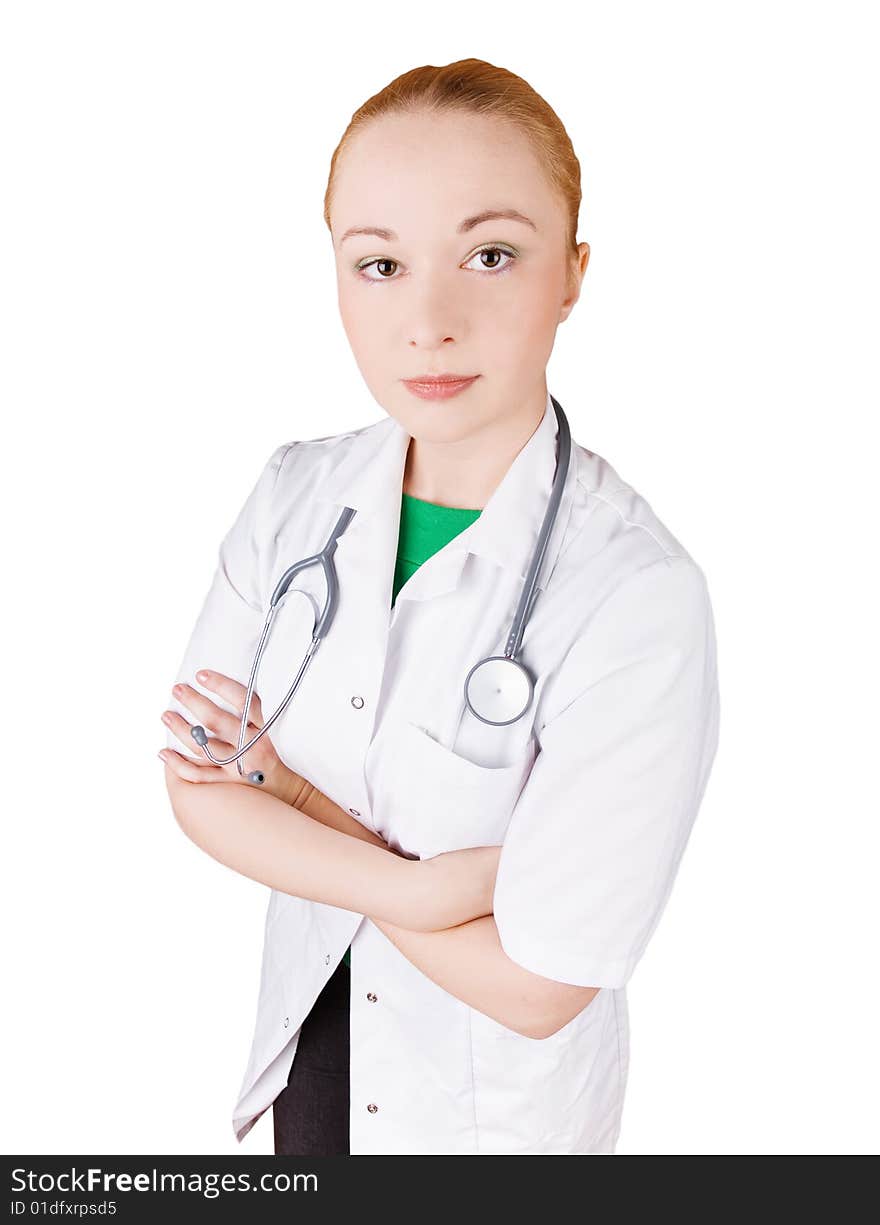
{"left": 161, "top": 712, "right": 172, "bottom": 725}
{"left": 158, "top": 750, "right": 168, "bottom": 762}
{"left": 197, "top": 670, "right": 210, "bottom": 682}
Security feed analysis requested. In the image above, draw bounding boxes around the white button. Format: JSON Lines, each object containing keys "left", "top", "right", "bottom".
{"left": 367, "top": 992, "right": 377, "bottom": 1003}
{"left": 367, "top": 1103, "right": 378, "bottom": 1113}
{"left": 349, "top": 807, "right": 361, "bottom": 816}
{"left": 283, "top": 1016, "right": 289, "bottom": 1028}
{"left": 325, "top": 954, "right": 331, "bottom": 964}
{"left": 351, "top": 695, "right": 365, "bottom": 709}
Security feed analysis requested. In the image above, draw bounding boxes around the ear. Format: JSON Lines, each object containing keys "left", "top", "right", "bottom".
{"left": 559, "top": 242, "right": 590, "bottom": 323}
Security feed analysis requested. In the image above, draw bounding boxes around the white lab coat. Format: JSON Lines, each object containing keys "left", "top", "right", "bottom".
{"left": 165, "top": 389, "right": 720, "bottom": 1154}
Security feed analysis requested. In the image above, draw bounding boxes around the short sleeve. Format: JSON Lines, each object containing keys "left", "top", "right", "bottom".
{"left": 492, "top": 555, "right": 721, "bottom": 990}
{"left": 163, "top": 443, "right": 292, "bottom": 756}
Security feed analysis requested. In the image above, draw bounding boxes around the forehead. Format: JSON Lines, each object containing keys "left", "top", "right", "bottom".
{"left": 331, "top": 111, "right": 553, "bottom": 230}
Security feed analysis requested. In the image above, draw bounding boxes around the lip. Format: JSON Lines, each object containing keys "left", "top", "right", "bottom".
{"left": 402, "top": 374, "right": 480, "bottom": 401}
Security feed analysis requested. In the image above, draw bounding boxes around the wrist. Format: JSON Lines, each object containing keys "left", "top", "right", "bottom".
{"left": 278, "top": 767, "right": 310, "bottom": 810}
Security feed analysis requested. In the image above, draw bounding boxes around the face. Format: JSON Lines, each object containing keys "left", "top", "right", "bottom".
{"left": 329, "top": 110, "right": 590, "bottom": 457}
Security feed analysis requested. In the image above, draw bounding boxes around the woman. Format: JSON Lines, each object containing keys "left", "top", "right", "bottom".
{"left": 160, "top": 58, "right": 720, "bottom": 1155}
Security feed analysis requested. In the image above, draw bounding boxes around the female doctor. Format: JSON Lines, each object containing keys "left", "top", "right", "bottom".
{"left": 159, "top": 58, "right": 720, "bottom": 1156}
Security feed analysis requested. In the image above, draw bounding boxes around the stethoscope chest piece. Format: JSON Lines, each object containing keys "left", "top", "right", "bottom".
{"left": 464, "top": 655, "right": 535, "bottom": 726}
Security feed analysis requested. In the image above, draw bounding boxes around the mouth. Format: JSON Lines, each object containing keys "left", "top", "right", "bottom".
{"left": 406, "top": 373, "right": 479, "bottom": 383}
{"left": 402, "top": 374, "right": 480, "bottom": 400}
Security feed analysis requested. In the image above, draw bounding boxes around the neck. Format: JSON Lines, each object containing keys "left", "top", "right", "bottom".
{"left": 401, "top": 387, "right": 548, "bottom": 510}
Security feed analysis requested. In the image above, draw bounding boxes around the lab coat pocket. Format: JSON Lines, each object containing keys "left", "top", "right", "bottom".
{"left": 469, "top": 992, "right": 614, "bottom": 1153}
{"left": 389, "top": 720, "right": 535, "bottom": 859}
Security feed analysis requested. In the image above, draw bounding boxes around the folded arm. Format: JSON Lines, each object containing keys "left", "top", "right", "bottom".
{"left": 164, "top": 767, "right": 496, "bottom": 933}
{"left": 293, "top": 780, "right": 600, "bottom": 1041}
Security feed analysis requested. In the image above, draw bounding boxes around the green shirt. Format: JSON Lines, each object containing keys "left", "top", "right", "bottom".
{"left": 342, "top": 491, "right": 482, "bottom": 969}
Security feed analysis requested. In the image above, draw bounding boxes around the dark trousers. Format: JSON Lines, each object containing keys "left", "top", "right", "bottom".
{"left": 273, "top": 956, "right": 350, "bottom": 1156}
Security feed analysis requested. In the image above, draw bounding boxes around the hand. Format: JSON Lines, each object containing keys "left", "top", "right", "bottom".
{"left": 159, "top": 669, "right": 308, "bottom": 806}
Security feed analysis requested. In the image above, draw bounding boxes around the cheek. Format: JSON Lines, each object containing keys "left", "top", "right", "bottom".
{"left": 492, "top": 288, "right": 560, "bottom": 375}
{"left": 513, "top": 266, "right": 564, "bottom": 329}
{"left": 484, "top": 263, "right": 561, "bottom": 338}
{"left": 336, "top": 280, "right": 361, "bottom": 335}
{"left": 337, "top": 289, "right": 384, "bottom": 364}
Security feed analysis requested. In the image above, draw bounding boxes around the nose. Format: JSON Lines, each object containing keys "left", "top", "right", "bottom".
{"left": 405, "top": 290, "right": 466, "bottom": 350}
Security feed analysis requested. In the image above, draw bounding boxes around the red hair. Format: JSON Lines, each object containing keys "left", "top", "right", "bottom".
{"left": 323, "top": 58, "right": 583, "bottom": 271}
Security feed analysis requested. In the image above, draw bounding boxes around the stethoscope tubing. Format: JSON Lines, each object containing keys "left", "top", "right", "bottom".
{"left": 191, "top": 400, "right": 570, "bottom": 776}
{"left": 504, "top": 396, "right": 570, "bottom": 659}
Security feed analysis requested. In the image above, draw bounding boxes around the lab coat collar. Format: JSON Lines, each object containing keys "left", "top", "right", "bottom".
{"left": 316, "top": 388, "right": 576, "bottom": 594}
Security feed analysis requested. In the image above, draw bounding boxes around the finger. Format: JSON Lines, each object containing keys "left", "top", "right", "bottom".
{"left": 194, "top": 669, "right": 264, "bottom": 725}
{"left": 162, "top": 708, "right": 247, "bottom": 764}
{"left": 169, "top": 682, "right": 260, "bottom": 749}
{"left": 160, "top": 747, "right": 227, "bottom": 783}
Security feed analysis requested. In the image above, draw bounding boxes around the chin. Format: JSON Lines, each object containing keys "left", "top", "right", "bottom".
{"left": 404, "top": 415, "right": 481, "bottom": 447}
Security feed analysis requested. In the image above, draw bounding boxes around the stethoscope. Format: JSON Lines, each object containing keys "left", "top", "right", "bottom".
{"left": 191, "top": 395, "right": 571, "bottom": 784}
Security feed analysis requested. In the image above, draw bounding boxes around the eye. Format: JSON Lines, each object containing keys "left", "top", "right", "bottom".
{"left": 356, "top": 257, "right": 400, "bottom": 281}
{"left": 355, "top": 244, "right": 519, "bottom": 282}
{"left": 463, "top": 244, "right": 518, "bottom": 273}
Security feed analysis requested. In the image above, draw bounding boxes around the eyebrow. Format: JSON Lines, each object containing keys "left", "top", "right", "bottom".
{"left": 339, "top": 208, "right": 538, "bottom": 245}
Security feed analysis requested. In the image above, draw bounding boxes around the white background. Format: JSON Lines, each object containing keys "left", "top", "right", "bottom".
{"left": 1, "top": 0, "right": 877, "bottom": 1155}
